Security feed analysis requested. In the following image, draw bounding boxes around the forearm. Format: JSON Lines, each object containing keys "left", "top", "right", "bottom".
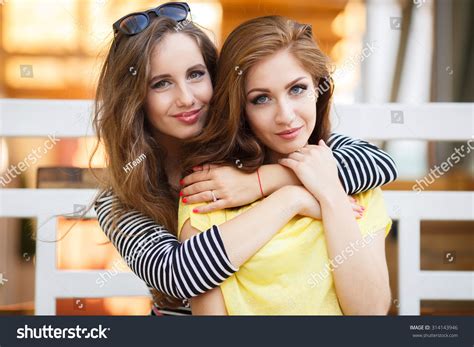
{"left": 258, "top": 164, "right": 301, "bottom": 196}
{"left": 328, "top": 133, "right": 398, "bottom": 194}
{"left": 319, "top": 190, "right": 391, "bottom": 315}
{"left": 259, "top": 146, "right": 395, "bottom": 198}
{"left": 95, "top": 190, "right": 236, "bottom": 300}
{"left": 190, "top": 287, "right": 228, "bottom": 315}
{"left": 219, "top": 186, "right": 301, "bottom": 267}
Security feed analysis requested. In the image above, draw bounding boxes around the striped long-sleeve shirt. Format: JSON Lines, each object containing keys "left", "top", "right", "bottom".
{"left": 94, "top": 133, "right": 397, "bottom": 308}
{"left": 328, "top": 133, "right": 397, "bottom": 194}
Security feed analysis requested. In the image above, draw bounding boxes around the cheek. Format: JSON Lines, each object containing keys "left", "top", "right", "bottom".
{"left": 194, "top": 77, "right": 213, "bottom": 104}
{"left": 145, "top": 92, "right": 171, "bottom": 125}
{"left": 298, "top": 99, "right": 317, "bottom": 128}
{"left": 246, "top": 111, "right": 271, "bottom": 139}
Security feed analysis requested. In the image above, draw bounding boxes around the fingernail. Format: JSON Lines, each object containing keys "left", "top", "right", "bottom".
{"left": 192, "top": 208, "right": 198, "bottom": 213}
{"left": 183, "top": 198, "right": 187, "bottom": 203}
{"left": 179, "top": 191, "right": 184, "bottom": 197}
{"left": 179, "top": 179, "right": 184, "bottom": 185}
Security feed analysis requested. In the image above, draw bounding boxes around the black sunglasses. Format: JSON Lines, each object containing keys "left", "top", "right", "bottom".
{"left": 113, "top": 2, "right": 191, "bottom": 36}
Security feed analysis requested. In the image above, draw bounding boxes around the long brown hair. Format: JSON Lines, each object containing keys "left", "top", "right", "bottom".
{"left": 91, "top": 16, "right": 217, "bottom": 234}
{"left": 90, "top": 15, "right": 218, "bottom": 309}
{"left": 183, "top": 16, "right": 334, "bottom": 173}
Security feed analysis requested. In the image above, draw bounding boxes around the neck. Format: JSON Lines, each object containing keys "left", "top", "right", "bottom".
{"left": 267, "top": 142, "right": 309, "bottom": 164}
{"left": 158, "top": 133, "right": 182, "bottom": 159}
{"left": 154, "top": 131, "right": 182, "bottom": 189}
{"left": 267, "top": 150, "right": 286, "bottom": 164}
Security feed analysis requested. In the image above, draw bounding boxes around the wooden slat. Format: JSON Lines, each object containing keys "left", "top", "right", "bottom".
{"left": 331, "top": 103, "right": 474, "bottom": 141}
{"left": 1, "top": 99, "right": 472, "bottom": 140}
{"left": 0, "top": 99, "right": 94, "bottom": 137}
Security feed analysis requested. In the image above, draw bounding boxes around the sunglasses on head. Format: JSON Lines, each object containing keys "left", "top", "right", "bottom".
{"left": 113, "top": 2, "right": 191, "bottom": 36}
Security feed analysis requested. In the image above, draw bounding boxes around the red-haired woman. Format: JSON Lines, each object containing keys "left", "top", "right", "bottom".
{"left": 178, "top": 16, "right": 392, "bottom": 315}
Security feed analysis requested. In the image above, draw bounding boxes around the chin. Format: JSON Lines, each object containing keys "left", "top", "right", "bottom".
{"left": 179, "top": 127, "right": 202, "bottom": 140}
{"left": 286, "top": 141, "right": 308, "bottom": 153}
{"left": 273, "top": 145, "right": 298, "bottom": 156}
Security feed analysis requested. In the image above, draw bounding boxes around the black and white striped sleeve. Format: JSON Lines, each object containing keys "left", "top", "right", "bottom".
{"left": 94, "top": 190, "right": 238, "bottom": 300}
{"left": 327, "top": 133, "right": 398, "bottom": 195}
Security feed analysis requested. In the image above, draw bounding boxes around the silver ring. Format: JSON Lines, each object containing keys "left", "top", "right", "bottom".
{"left": 210, "top": 190, "right": 217, "bottom": 202}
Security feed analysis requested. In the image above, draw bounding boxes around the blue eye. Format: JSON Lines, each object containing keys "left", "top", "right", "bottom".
{"left": 290, "top": 84, "right": 307, "bottom": 95}
{"left": 251, "top": 95, "right": 270, "bottom": 105}
{"left": 189, "top": 70, "right": 205, "bottom": 79}
{"left": 152, "top": 80, "right": 171, "bottom": 89}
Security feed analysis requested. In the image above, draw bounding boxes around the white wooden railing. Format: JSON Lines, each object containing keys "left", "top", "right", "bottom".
{"left": 0, "top": 99, "right": 473, "bottom": 315}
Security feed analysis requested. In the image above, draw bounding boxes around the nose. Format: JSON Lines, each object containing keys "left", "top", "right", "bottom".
{"left": 275, "top": 98, "right": 296, "bottom": 125}
{"left": 176, "top": 83, "right": 195, "bottom": 108}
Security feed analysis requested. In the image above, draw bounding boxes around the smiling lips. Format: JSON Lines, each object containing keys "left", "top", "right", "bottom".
{"left": 276, "top": 126, "right": 303, "bottom": 140}
{"left": 172, "top": 107, "right": 203, "bottom": 125}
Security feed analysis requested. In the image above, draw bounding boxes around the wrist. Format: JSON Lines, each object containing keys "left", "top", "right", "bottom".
{"left": 318, "top": 186, "right": 347, "bottom": 209}
{"left": 259, "top": 164, "right": 300, "bottom": 196}
{"left": 256, "top": 168, "right": 265, "bottom": 198}
{"left": 257, "top": 165, "right": 275, "bottom": 196}
{"left": 245, "top": 170, "right": 261, "bottom": 202}
{"left": 274, "top": 186, "right": 302, "bottom": 216}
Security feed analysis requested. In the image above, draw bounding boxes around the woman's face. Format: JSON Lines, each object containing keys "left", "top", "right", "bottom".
{"left": 145, "top": 33, "right": 213, "bottom": 141}
{"left": 245, "top": 50, "right": 316, "bottom": 158}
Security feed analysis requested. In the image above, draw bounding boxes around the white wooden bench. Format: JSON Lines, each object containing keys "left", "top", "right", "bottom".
{"left": 0, "top": 99, "right": 472, "bottom": 315}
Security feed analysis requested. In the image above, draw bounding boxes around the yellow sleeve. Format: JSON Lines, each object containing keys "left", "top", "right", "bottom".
{"left": 177, "top": 200, "right": 209, "bottom": 238}
{"left": 177, "top": 199, "right": 228, "bottom": 238}
{"left": 355, "top": 188, "right": 392, "bottom": 237}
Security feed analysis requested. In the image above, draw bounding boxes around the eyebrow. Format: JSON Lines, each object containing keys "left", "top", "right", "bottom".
{"left": 246, "top": 76, "right": 307, "bottom": 96}
{"left": 149, "top": 64, "right": 207, "bottom": 84}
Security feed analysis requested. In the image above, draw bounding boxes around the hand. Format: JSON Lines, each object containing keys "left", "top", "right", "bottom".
{"left": 278, "top": 140, "right": 345, "bottom": 203}
{"left": 180, "top": 164, "right": 261, "bottom": 213}
{"left": 349, "top": 196, "right": 365, "bottom": 219}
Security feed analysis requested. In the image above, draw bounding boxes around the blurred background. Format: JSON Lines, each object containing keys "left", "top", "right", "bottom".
{"left": 0, "top": 0, "right": 472, "bottom": 316}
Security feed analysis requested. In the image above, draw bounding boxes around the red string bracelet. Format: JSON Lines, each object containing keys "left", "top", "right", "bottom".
{"left": 256, "top": 168, "right": 264, "bottom": 198}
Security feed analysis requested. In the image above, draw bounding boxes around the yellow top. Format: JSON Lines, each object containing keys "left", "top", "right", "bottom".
{"left": 178, "top": 187, "right": 392, "bottom": 315}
